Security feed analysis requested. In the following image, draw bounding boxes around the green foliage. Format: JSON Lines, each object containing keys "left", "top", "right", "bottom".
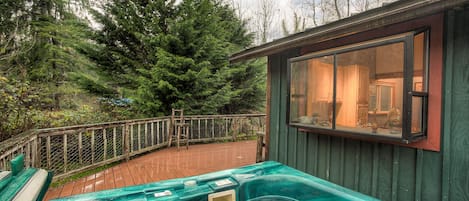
{"left": 95, "top": 0, "right": 265, "bottom": 116}
{"left": 0, "top": 0, "right": 266, "bottom": 141}
{"left": 0, "top": 76, "right": 40, "bottom": 141}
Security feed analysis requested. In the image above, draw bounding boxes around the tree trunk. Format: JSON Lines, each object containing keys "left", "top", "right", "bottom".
{"left": 334, "top": 0, "right": 341, "bottom": 19}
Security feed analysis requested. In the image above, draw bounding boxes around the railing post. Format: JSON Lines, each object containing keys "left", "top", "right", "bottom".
{"left": 113, "top": 127, "right": 117, "bottom": 158}
{"left": 91, "top": 130, "right": 95, "bottom": 164}
{"left": 78, "top": 132, "right": 83, "bottom": 165}
{"left": 124, "top": 123, "right": 130, "bottom": 161}
{"left": 137, "top": 124, "right": 141, "bottom": 150}
{"left": 151, "top": 122, "right": 154, "bottom": 146}
{"left": 25, "top": 141, "right": 30, "bottom": 168}
{"left": 46, "top": 136, "right": 51, "bottom": 169}
{"left": 168, "top": 114, "right": 174, "bottom": 147}
{"left": 63, "top": 134, "right": 68, "bottom": 173}
{"left": 225, "top": 117, "right": 229, "bottom": 137}
{"left": 32, "top": 136, "right": 37, "bottom": 168}
{"left": 36, "top": 136, "right": 41, "bottom": 168}
{"left": 103, "top": 128, "right": 107, "bottom": 161}
{"left": 130, "top": 124, "right": 134, "bottom": 152}
{"left": 256, "top": 132, "right": 265, "bottom": 163}
{"left": 198, "top": 119, "right": 201, "bottom": 140}
{"left": 156, "top": 121, "right": 160, "bottom": 145}
{"left": 211, "top": 118, "right": 215, "bottom": 139}
{"left": 144, "top": 122, "right": 148, "bottom": 147}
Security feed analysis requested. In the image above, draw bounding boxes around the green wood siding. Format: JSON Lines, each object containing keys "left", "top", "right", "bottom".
{"left": 442, "top": 7, "right": 469, "bottom": 201}
{"left": 267, "top": 8, "right": 469, "bottom": 201}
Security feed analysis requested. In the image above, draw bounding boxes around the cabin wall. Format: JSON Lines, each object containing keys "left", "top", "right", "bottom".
{"left": 266, "top": 8, "right": 469, "bottom": 201}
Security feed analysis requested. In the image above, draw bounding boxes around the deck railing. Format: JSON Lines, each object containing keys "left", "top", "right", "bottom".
{"left": 0, "top": 114, "right": 265, "bottom": 180}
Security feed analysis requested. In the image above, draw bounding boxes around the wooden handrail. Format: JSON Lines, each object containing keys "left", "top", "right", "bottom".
{"left": 0, "top": 114, "right": 266, "bottom": 180}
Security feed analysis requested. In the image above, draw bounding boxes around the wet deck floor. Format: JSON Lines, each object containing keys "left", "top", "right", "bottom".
{"left": 44, "top": 140, "right": 256, "bottom": 200}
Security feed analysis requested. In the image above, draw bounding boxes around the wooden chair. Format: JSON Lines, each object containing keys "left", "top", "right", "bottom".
{"left": 168, "top": 109, "right": 190, "bottom": 150}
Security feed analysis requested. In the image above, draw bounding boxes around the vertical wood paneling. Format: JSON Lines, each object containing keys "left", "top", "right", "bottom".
{"left": 265, "top": 7, "right": 469, "bottom": 201}
{"left": 391, "top": 145, "right": 399, "bottom": 201}
{"left": 421, "top": 151, "right": 442, "bottom": 201}
{"left": 278, "top": 53, "right": 289, "bottom": 164}
{"left": 268, "top": 54, "right": 280, "bottom": 161}
{"left": 305, "top": 134, "right": 319, "bottom": 175}
{"left": 343, "top": 139, "right": 358, "bottom": 189}
{"left": 371, "top": 143, "right": 379, "bottom": 197}
{"left": 415, "top": 149, "right": 423, "bottom": 201}
{"left": 397, "top": 147, "right": 416, "bottom": 201}
{"left": 354, "top": 142, "right": 361, "bottom": 190}
{"left": 287, "top": 127, "right": 297, "bottom": 167}
{"left": 377, "top": 144, "right": 393, "bottom": 200}
{"left": 316, "top": 135, "right": 330, "bottom": 180}
{"left": 329, "top": 137, "right": 342, "bottom": 185}
{"left": 445, "top": 7, "right": 469, "bottom": 201}
{"left": 358, "top": 142, "right": 373, "bottom": 195}
{"left": 296, "top": 131, "right": 307, "bottom": 171}
{"left": 441, "top": 10, "right": 455, "bottom": 201}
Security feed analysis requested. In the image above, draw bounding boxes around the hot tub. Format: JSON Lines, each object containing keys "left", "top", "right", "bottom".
{"left": 52, "top": 161, "right": 379, "bottom": 201}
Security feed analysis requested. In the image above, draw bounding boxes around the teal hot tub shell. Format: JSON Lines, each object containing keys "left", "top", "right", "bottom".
{"left": 52, "top": 161, "right": 379, "bottom": 201}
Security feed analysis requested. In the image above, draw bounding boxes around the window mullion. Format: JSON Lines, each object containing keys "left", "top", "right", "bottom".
{"left": 332, "top": 54, "right": 337, "bottom": 130}
{"left": 402, "top": 35, "right": 415, "bottom": 142}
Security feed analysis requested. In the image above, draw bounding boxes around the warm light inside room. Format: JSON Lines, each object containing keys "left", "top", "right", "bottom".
{"left": 290, "top": 32, "right": 426, "bottom": 137}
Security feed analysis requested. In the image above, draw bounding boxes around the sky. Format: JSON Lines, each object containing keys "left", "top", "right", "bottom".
{"left": 231, "top": 0, "right": 299, "bottom": 43}
{"left": 88, "top": 0, "right": 397, "bottom": 44}
{"left": 227, "top": 0, "right": 398, "bottom": 45}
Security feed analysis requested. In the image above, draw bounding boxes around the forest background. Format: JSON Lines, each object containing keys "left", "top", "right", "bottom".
{"left": 0, "top": 0, "right": 395, "bottom": 141}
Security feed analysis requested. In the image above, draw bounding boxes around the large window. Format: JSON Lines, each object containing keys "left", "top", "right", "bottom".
{"left": 288, "top": 30, "right": 428, "bottom": 142}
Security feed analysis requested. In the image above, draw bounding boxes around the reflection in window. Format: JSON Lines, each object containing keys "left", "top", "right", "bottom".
{"left": 289, "top": 31, "right": 429, "bottom": 141}
{"left": 369, "top": 82, "right": 394, "bottom": 113}
{"left": 290, "top": 56, "right": 333, "bottom": 128}
{"left": 335, "top": 43, "right": 403, "bottom": 135}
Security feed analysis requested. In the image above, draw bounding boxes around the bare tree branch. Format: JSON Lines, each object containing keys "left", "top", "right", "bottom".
{"left": 334, "top": 0, "right": 342, "bottom": 19}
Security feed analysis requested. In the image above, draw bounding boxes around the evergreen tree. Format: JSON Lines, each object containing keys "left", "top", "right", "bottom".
{"left": 94, "top": 0, "right": 265, "bottom": 116}
{"left": 135, "top": 0, "right": 264, "bottom": 115}
{"left": 1, "top": 0, "right": 99, "bottom": 109}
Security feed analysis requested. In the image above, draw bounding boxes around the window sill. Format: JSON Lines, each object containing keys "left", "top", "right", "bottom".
{"left": 290, "top": 123, "right": 405, "bottom": 142}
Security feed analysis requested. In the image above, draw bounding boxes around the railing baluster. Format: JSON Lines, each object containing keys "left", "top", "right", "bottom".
{"left": 103, "top": 128, "right": 107, "bottom": 161}
{"left": 125, "top": 123, "right": 130, "bottom": 160}
{"left": 0, "top": 114, "right": 265, "bottom": 179}
{"left": 156, "top": 121, "right": 160, "bottom": 144}
{"left": 205, "top": 119, "right": 208, "bottom": 139}
{"left": 198, "top": 119, "right": 201, "bottom": 139}
{"left": 47, "top": 136, "right": 51, "bottom": 169}
{"left": 25, "top": 142, "right": 30, "bottom": 168}
{"left": 113, "top": 127, "right": 117, "bottom": 158}
{"left": 122, "top": 125, "right": 126, "bottom": 155}
{"left": 78, "top": 132, "right": 83, "bottom": 165}
{"left": 211, "top": 118, "right": 215, "bottom": 138}
{"left": 63, "top": 134, "right": 68, "bottom": 173}
{"left": 130, "top": 124, "right": 134, "bottom": 152}
{"left": 144, "top": 122, "right": 148, "bottom": 148}
{"left": 32, "top": 137, "right": 37, "bottom": 167}
{"left": 151, "top": 122, "right": 155, "bottom": 146}
{"left": 190, "top": 119, "right": 193, "bottom": 139}
{"left": 225, "top": 117, "right": 229, "bottom": 137}
{"left": 91, "top": 130, "right": 95, "bottom": 164}
{"left": 37, "top": 137, "right": 42, "bottom": 168}
{"left": 137, "top": 124, "right": 141, "bottom": 150}
{"left": 165, "top": 120, "right": 169, "bottom": 142}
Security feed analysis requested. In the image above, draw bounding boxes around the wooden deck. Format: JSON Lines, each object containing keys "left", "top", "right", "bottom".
{"left": 44, "top": 140, "right": 257, "bottom": 200}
